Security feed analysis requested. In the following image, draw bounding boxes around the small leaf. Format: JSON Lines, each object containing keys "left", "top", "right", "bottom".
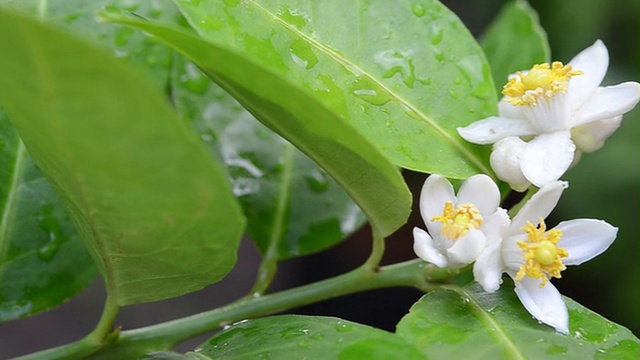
{"left": 396, "top": 283, "right": 640, "bottom": 359}
{"left": 102, "top": 11, "right": 411, "bottom": 237}
{"left": 0, "top": 9, "right": 245, "bottom": 305}
{"left": 480, "top": 0, "right": 550, "bottom": 95}
{"left": 171, "top": 57, "right": 365, "bottom": 259}
{"left": 0, "top": 109, "right": 97, "bottom": 322}
{"left": 172, "top": 0, "right": 496, "bottom": 179}
{"left": 195, "top": 315, "right": 424, "bottom": 359}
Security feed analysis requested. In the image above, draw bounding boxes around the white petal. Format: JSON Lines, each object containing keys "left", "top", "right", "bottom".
{"left": 482, "top": 209, "right": 511, "bottom": 240}
{"left": 509, "top": 181, "right": 567, "bottom": 234}
{"left": 457, "top": 116, "right": 535, "bottom": 145}
{"left": 511, "top": 275, "right": 569, "bottom": 334}
{"left": 567, "top": 40, "right": 609, "bottom": 110}
{"left": 571, "top": 82, "right": 640, "bottom": 127}
{"left": 498, "top": 100, "right": 525, "bottom": 119}
{"left": 520, "top": 131, "right": 576, "bottom": 187}
{"left": 502, "top": 235, "right": 526, "bottom": 272}
{"left": 556, "top": 219, "right": 617, "bottom": 266}
{"left": 419, "top": 175, "right": 455, "bottom": 233}
{"left": 473, "top": 239, "right": 504, "bottom": 293}
{"left": 571, "top": 115, "right": 622, "bottom": 153}
{"left": 490, "top": 137, "right": 531, "bottom": 192}
{"left": 456, "top": 174, "right": 501, "bottom": 215}
{"left": 447, "top": 229, "right": 486, "bottom": 267}
{"left": 413, "top": 227, "right": 448, "bottom": 268}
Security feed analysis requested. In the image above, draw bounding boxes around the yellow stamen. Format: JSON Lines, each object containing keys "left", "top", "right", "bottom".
{"left": 514, "top": 218, "right": 568, "bottom": 287}
{"left": 502, "top": 62, "right": 582, "bottom": 106}
{"left": 431, "top": 201, "right": 483, "bottom": 240}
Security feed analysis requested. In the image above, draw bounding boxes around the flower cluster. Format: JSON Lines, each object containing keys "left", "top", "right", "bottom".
{"left": 458, "top": 40, "right": 640, "bottom": 191}
{"left": 414, "top": 41, "right": 635, "bottom": 333}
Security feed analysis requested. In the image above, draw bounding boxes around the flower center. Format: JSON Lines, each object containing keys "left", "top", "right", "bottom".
{"left": 502, "top": 62, "right": 582, "bottom": 106}
{"left": 515, "top": 218, "right": 568, "bottom": 287}
{"left": 430, "top": 201, "right": 483, "bottom": 240}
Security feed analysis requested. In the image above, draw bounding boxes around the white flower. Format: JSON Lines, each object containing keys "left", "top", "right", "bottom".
{"left": 413, "top": 174, "right": 509, "bottom": 270}
{"left": 458, "top": 40, "right": 640, "bottom": 190}
{"left": 474, "top": 181, "right": 617, "bottom": 333}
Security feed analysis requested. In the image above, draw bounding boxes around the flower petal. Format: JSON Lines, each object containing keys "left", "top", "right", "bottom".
{"left": 456, "top": 174, "right": 501, "bottom": 215}
{"left": 483, "top": 209, "right": 511, "bottom": 240}
{"left": 520, "top": 131, "right": 576, "bottom": 187}
{"left": 473, "top": 239, "right": 504, "bottom": 293}
{"left": 571, "top": 115, "right": 622, "bottom": 153}
{"left": 447, "top": 229, "right": 486, "bottom": 267}
{"left": 511, "top": 274, "right": 569, "bottom": 334}
{"left": 556, "top": 219, "right": 617, "bottom": 266}
{"left": 567, "top": 40, "right": 609, "bottom": 110}
{"left": 490, "top": 137, "right": 531, "bottom": 192}
{"left": 413, "top": 227, "right": 448, "bottom": 268}
{"left": 419, "top": 175, "right": 455, "bottom": 233}
{"left": 510, "top": 181, "right": 567, "bottom": 234}
{"left": 457, "top": 116, "right": 535, "bottom": 145}
{"left": 571, "top": 82, "right": 640, "bottom": 127}
{"left": 498, "top": 100, "right": 525, "bottom": 119}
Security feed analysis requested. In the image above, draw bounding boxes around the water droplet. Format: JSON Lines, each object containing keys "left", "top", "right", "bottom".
{"left": 411, "top": 4, "right": 426, "bottom": 17}
{"left": 334, "top": 321, "right": 353, "bottom": 333}
{"left": 453, "top": 77, "right": 462, "bottom": 85}
{"left": 449, "top": 90, "right": 459, "bottom": 99}
{"left": 289, "top": 39, "right": 319, "bottom": 69}
{"left": 350, "top": 75, "right": 391, "bottom": 106}
{"left": 430, "top": 28, "right": 444, "bottom": 45}
{"left": 311, "top": 333, "right": 324, "bottom": 340}
{"left": 374, "top": 50, "right": 416, "bottom": 88}
{"left": 305, "top": 170, "right": 330, "bottom": 193}
{"left": 433, "top": 49, "right": 445, "bottom": 62}
{"left": 279, "top": 7, "right": 309, "bottom": 30}
{"left": 297, "top": 339, "right": 310, "bottom": 348}
{"left": 37, "top": 204, "right": 64, "bottom": 261}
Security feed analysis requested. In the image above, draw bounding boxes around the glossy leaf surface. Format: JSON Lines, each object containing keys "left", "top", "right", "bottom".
{"left": 195, "top": 315, "right": 424, "bottom": 359}
{"left": 103, "top": 12, "right": 411, "bottom": 237}
{"left": 0, "top": 109, "right": 97, "bottom": 322}
{"left": 171, "top": 57, "right": 365, "bottom": 259}
{"left": 396, "top": 283, "right": 640, "bottom": 359}
{"left": 0, "top": 9, "right": 245, "bottom": 305}
{"left": 480, "top": 0, "right": 550, "bottom": 95}
{"left": 173, "top": 0, "right": 496, "bottom": 178}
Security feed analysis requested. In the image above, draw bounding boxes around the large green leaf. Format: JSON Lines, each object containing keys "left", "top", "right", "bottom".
{"left": 480, "top": 0, "right": 550, "bottom": 96}
{"left": 192, "top": 315, "right": 424, "bottom": 359}
{"left": 0, "top": 0, "right": 181, "bottom": 319}
{"left": 102, "top": 12, "right": 411, "bottom": 237}
{"left": 396, "top": 283, "right": 640, "bottom": 359}
{"left": 0, "top": 9, "right": 245, "bottom": 305}
{"left": 172, "top": 0, "right": 496, "bottom": 178}
{"left": 171, "top": 56, "right": 365, "bottom": 259}
{"left": 0, "top": 109, "right": 98, "bottom": 322}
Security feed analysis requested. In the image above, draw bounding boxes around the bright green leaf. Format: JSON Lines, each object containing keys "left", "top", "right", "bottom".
{"left": 0, "top": 0, "right": 177, "bottom": 321}
{"left": 171, "top": 0, "right": 496, "bottom": 179}
{"left": 0, "top": 109, "right": 97, "bottom": 322}
{"left": 102, "top": 11, "right": 411, "bottom": 237}
{"left": 396, "top": 283, "right": 640, "bottom": 359}
{"left": 171, "top": 56, "right": 365, "bottom": 259}
{"left": 194, "top": 315, "right": 425, "bottom": 359}
{"left": 0, "top": 9, "right": 245, "bottom": 305}
{"left": 480, "top": 0, "right": 550, "bottom": 96}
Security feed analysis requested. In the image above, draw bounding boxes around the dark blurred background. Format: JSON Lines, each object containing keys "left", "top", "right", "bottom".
{"left": 0, "top": 0, "right": 637, "bottom": 357}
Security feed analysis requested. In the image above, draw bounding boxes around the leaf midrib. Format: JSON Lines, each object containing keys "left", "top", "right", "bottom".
{"left": 0, "top": 142, "right": 26, "bottom": 272}
{"left": 241, "top": 0, "right": 492, "bottom": 175}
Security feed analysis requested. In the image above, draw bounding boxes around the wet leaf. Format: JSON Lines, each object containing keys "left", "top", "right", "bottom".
{"left": 102, "top": 11, "right": 411, "bottom": 237}
{"left": 194, "top": 315, "right": 424, "bottom": 359}
{"left": 480, "top": 0, "right": 550, "bottom": 96}
{"left": 171, "top": 56, "right": 365, "bottom": 259}
{"left": 171, "top": 0, "right": 497, "bottom": 179}
{"left": 396, "top": 283, "right": 640, "bottom": 359}
{"left": 0, "top": 9, "right": 245, "bottom": 305}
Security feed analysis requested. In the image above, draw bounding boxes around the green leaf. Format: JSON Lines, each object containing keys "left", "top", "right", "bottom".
{"left": 396, "top": 283, "right": 640, "bottom": 359}
{"left": 0, "top": 9, "right": 245, "bottom": 305}
{"left": 0, "top": 0, "right": 178, "bottom": 321}
{"left": 171, "top": 56, "right": 365, "bottom": 259}
{"left": 102, "top": 11, "right": 411, "bottom": 237}
{"left": 480, "top": 0, "right": 550, "bottom": 96}
{"left": 0, "top": 109, "right": 98, "bottom": 322}
{"left": 172, "top": 0, "right": 496, "bottom": 179}
{"left": 194, "top": 315, "right": 425, "bottom": 359}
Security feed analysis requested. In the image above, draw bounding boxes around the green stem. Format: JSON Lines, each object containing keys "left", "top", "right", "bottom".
{"left": 18, "top": 259, "right": 453, "bottom": 359}
{"left": 17, "top": 294, "right": 120, "bottom": 360}
{"left": 363, "top": 230, "right": 385, "bottom": 270}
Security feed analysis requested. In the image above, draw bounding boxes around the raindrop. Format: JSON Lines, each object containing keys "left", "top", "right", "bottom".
{"left": 334, "top": 321, "right": 353, "bottom": 333}
{"left": 449, "top": 90, "right": 459, "bottom": 99}
{"left": 289, "top": 39, "right": 319, "bottom": 70}
{"left": 350, "top": 75, "right": 391, "bottom": 106}
{"left": 430, "top": 28, "right": 444, "bottom": 46}
{"left": 298, "top": 339, "right": 310, "bottom": 348}
{"left": 374, "top": 50, "right": 416, "bottom": 88}
{"left": 411, "top": 4, "right": 426, "bottom": 17}
{"left": 311, "top": 333, "right": 325, "bottom": 340}
{"left": 433, "top": 49, "right": 445, "bottom": 62}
